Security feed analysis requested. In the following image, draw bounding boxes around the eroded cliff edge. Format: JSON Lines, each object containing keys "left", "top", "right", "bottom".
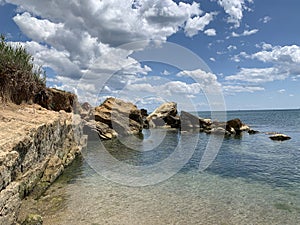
{"left": 0, "top": 104, "right": 85, "bottom": 225}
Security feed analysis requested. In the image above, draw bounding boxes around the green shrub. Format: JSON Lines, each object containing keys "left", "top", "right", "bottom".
{"left": 0, "top": 34, "right": 46, "bottom": 104}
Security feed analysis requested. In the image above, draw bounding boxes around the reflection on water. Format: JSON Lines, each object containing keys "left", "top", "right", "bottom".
{"left": 19, "top": 110, "right": 300, "bottom": 224}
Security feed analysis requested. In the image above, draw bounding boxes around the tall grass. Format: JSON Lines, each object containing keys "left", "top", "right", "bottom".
{"left": 0, "top": 34, "right": 46, "bottom": 104}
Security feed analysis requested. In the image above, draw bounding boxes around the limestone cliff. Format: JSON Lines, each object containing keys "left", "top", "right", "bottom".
{"left": 0, "top": 104, "right": 85, "bottom": 225}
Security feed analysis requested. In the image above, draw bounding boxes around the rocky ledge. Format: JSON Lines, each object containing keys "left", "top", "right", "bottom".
{"left": 0, "top": 104, "right": 86, "bottom": 225}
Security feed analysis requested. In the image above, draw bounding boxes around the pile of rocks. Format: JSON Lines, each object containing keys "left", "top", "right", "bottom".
{"left": 81, "top": 99, "right": 267, "bottom": 140}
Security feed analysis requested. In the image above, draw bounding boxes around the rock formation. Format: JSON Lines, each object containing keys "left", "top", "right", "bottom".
{"left": 226, "top": 118, "right": 244, "bottom": 135}
{"left": 269, "top": 134, "right": 291, "bottom": 141}
{"left": 147, "top": 102, "right": 180, "bottom": 128}
{"left": 180, "top": 111, "right": 211, "bottom": 131}
{"left": 34, "top": 88, "right": 79, "bottom": 113}
{"left": 87, "top": 97, "right": 143, "bottom": 139}
{"left": 0, "top": 104, "right": 85, "bottom": 225}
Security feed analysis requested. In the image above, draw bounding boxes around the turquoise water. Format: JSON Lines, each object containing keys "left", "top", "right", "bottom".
{"left": 20, "top": 109, "right": 300, "bottom": 224}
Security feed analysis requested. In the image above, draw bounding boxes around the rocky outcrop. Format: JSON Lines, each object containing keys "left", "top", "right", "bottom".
{"left": 180, "top": 111, "right": 211, "bottom": 131}
{"left": 147, "top": 102, "right": 180, "bottom": 128}
{"left": 269, "top": 134, "right": 291, "bottom": 141}
{"left": 0, "top": 104, "right": 85, "bottom": 225}
{"left": 226, "top": 118, "right": 243, "bottom": 135}
{"left": 89, "top": 98, "right": 143, "bottom": 139}
{"left": 34, "top": 88, "right": 78, "bottom": 113}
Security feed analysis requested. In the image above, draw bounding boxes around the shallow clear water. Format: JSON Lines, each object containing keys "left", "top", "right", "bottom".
{"left": 20, "top": 109, "right": 300, "bottom": 225}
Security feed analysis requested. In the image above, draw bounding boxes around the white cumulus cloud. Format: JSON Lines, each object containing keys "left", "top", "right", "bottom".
{"left": 204, "top": 28, "right": 217, "bottom": 36}
{"left": 229, "top": 44, "right": 300, "bottom": 85}
{"left": 184, "top": 12, "right": 217, "bottom": 37}
{"left": 1, "top": 0, "right": 255, "bottom": 103}
{"left": 217, "top": 0, "right": 253, "bottom": 28}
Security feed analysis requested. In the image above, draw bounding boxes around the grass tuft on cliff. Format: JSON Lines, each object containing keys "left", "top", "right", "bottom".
{"left": 0, "top": 34, "right": 46, "bottom": 104}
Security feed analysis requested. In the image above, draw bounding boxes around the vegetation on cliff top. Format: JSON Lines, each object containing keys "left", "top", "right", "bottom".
{"left": 0, "top": 35, "right": 46, "bottom": 104}
{"left": 0, "top": 35, "right": 78, "bottom": 112}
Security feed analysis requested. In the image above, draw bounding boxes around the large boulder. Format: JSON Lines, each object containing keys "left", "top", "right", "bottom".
{"left": 226, "top": 118, "right": 243, "bottom": 134}
{"left": 147, "top": 102, "right": 180, "bottom": 128}
{"left": 93, "top": 98, "right": 143, "bottom": 138}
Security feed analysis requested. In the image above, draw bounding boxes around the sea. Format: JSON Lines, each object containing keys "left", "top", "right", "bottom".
{"left": 20, "top": 109, "right": 300, "bottom": 225}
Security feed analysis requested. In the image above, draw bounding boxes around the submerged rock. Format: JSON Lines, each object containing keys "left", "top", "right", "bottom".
{"left": 205, "top": 127, "right": 232, "bottom": 136}
{"left": 269, "top": 134, "right": 291, "bottom": 141}
{"left": 248, "top": 129, "right": 259, "bottom": 134}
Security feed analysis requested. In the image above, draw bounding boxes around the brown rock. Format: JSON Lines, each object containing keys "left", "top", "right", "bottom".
{"left": 226, "top": 118, "right": 243, "bottom": 134}
{"left": 34, "top": 88, "right": 77, "bottom": 113}
{"left": 180, "top": 111, "right": 211, "bottom": 131}
{"left": 93, "top": 98, "right": 143, "bottom": 138}
{"left": 147, "top": 102, "right": 180, "bottom": 128}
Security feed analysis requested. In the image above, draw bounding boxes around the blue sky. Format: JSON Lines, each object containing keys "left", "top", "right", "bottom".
{"left": 1, "top": 0, "right": 300, "bottom": 111}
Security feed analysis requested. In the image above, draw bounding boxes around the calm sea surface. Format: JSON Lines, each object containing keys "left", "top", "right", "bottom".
{"left": 20, "top": 109, "right": 300, "bottom": 225}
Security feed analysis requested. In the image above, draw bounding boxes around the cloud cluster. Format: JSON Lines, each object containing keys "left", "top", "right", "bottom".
{"left": 217, "top": 0, "right": 253, "bottom": 28}
{"left": 226, "top": 67, "right": 289, "bottom": 83}
{"left": 2, "top": 0, "right": 256, "bottom": 105}
{"left": 185, "top": 12, "right": 217, "bottom": 37}
{"left": 223, "top": 85, "right": 264, "bottom": 93}
{"left": 124, "top": 69, "right": 222, "bottom": 95}
{"left": 3, "top": 0, "right": 223, "bottom": 102}
{"left": 252, "top": 45, "right": 300, "bottom": 64}
{"left": 228, "top": 44, "right": 300, "bottom": 84}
